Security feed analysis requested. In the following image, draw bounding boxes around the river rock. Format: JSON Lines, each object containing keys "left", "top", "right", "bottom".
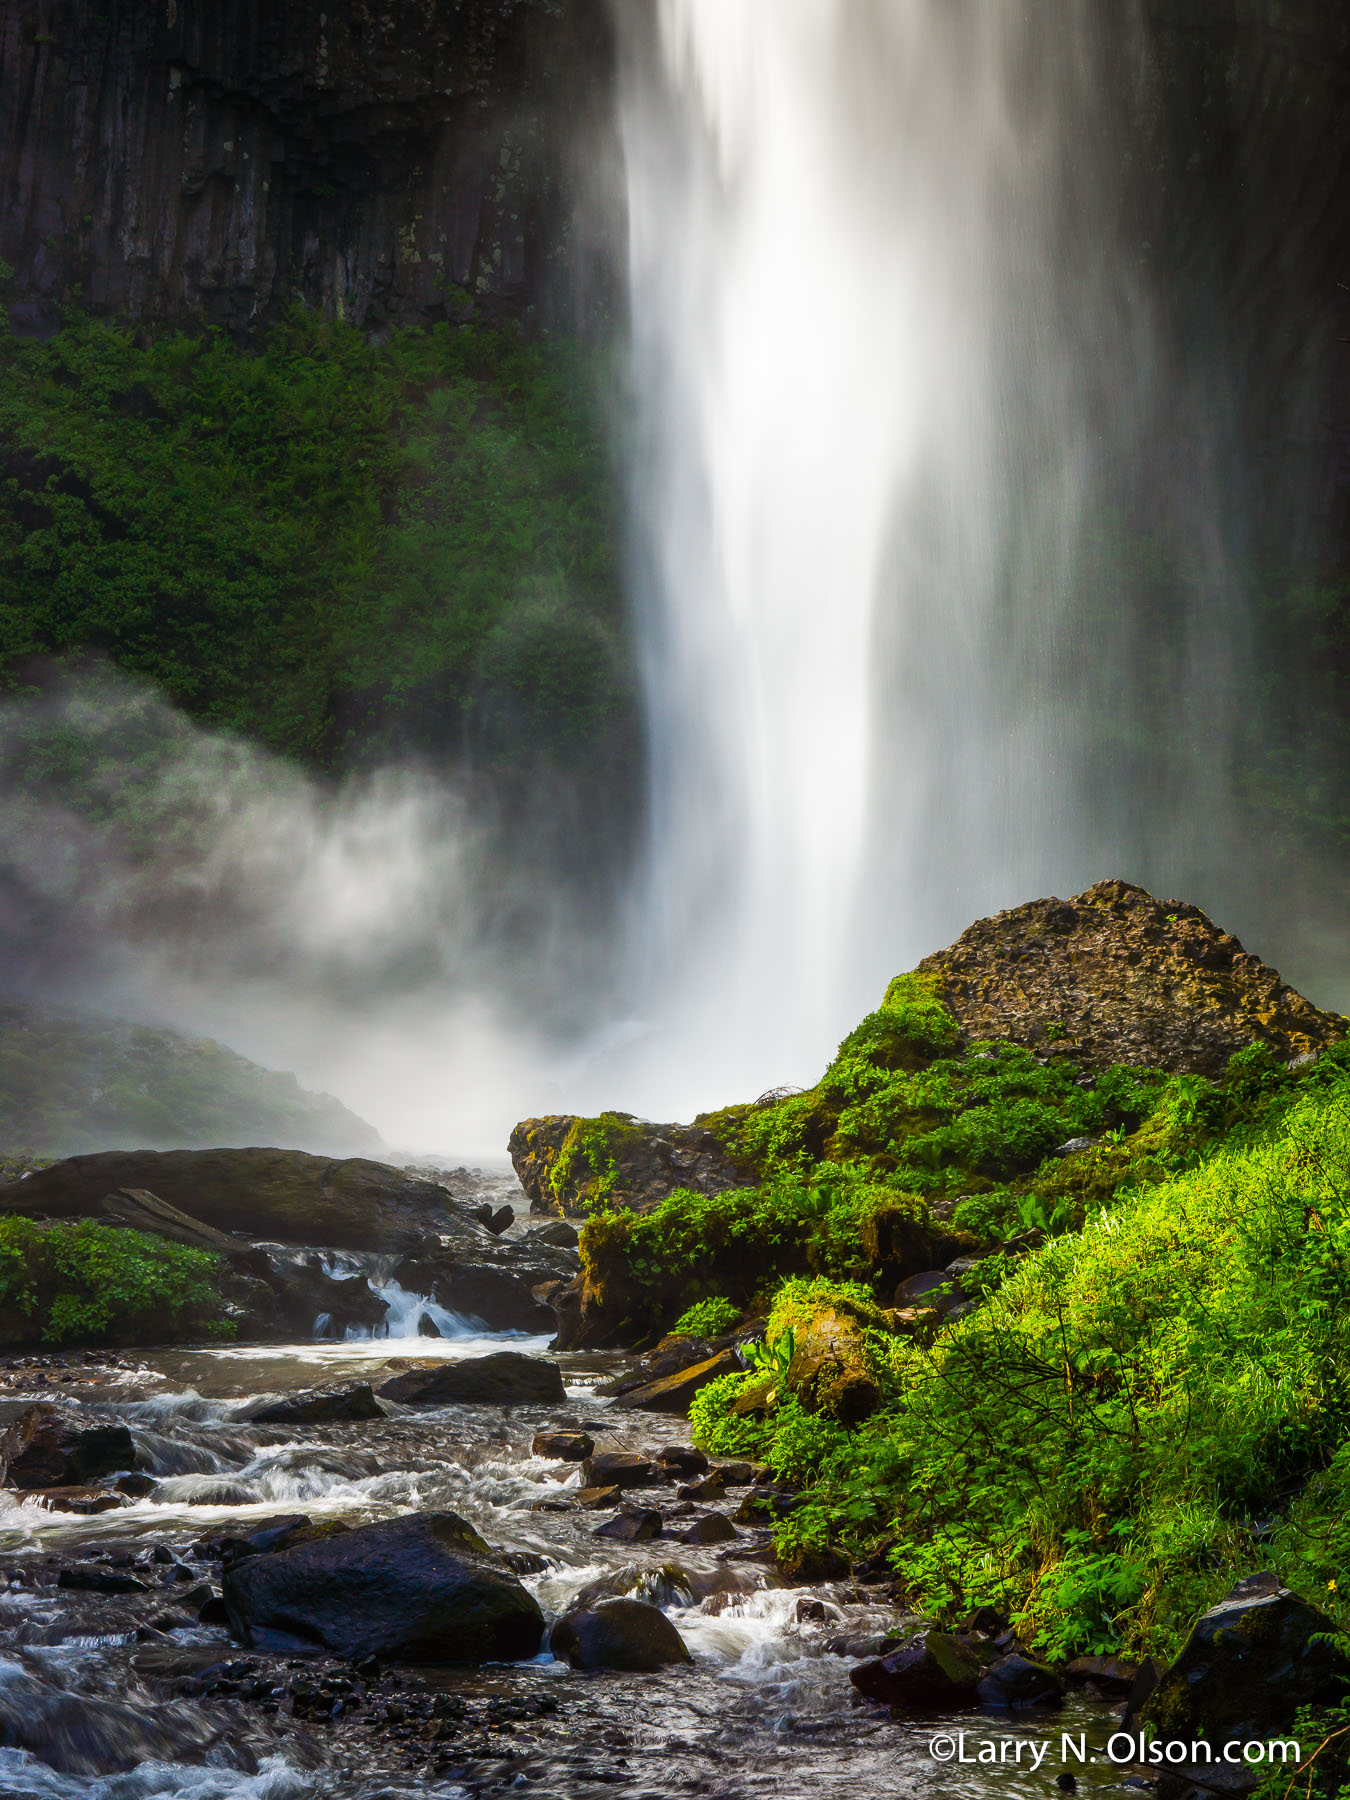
{"left": 243, "top": 1382, "right": 382, "bottom": 1426}
{"left": 610, "top": 1348, "right": 741, "bottom": 1414}
{"left": 550, "top": 1597, "right": 693, "bottom": 1670}
{"left": 975, "top": 1653, "right": 1063, "bottom": 1709}
{"left": 573, "top": 1484, "right": 622, "bottom": 1509}
{"left": 530, "top": 1221, "right": 580, "bottom": 1249}
{"left": 58, "top": 1564, "right": 149, "bottom": 1595}
{"left": 656, "top": 1444, "right": 709, "bottom": 1477}
{"left": 673, "top": 1512, "right": 737, "bottom": 1545}
{"left": 222, "top": 1510, "right": 544, "bottom": 1663}
{"left": 532, "top": 1429, "right": 594, "bottom": 1460}
{"left": 579, "top": 1452, "right": 660, "bottom": 1489}
{"left": 593, "top": 1506, "right": 663, "bottom": 1542}
{"left": 18, "top": 1485, "right": 128, "bottom": 1513}
{"left": 676, "top": 1471, "right": 725, "bottom": 1501}
{"left": 849, "top": 1631, "right": 988, "bottom": 1708}
{"left": 1141, "top": 1577, "right": 1350, "bottom": 1755}
{"left": 919, "top": 879, "right": 1347, "bottom": 1074}
{"left": 378, "top": 1352, "right": 566, "bottom": 1407}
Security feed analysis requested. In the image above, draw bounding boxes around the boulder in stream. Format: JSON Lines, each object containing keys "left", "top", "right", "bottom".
{"left": 672, "top": 1511, "right": 737, "bottom": 1545}
{"left": 975, "top": 1653, "right": 1063, "bottom": 1709}
{"left": 850, "top": 1631, "right": 989, "bottom": 1708}
{"left": 222, "top": 1509, "right": 544, "bottom": 1663}
{"left": 532, "top": 1428, "right": 594, "bottom": 1460}
{"left": 579, "top": 1451, "right": 660, "bottom": 1489}
{"left": 593, "top": 1506, "right": 663, "bottom": 1542}
{"left": 378, "top": 1352, "right": 566, "bottom": 1407}
{"left": 243, "top": 1382, "right": 383, "bottom": 1425}
{"left": 550, "top": 1597, "right": 693, "bottom": 1670}
{"left": 1, "top": 1406, "right": 137, "bottom": 1488}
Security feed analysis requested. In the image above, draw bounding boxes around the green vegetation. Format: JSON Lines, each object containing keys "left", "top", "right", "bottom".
{"left": 0, "top": 1215, "right": 226, "bottom": 1345}
{"left": 684, "top": 1018, "right": 1350, "bottom": 1665}
{"left": 0, "top": 310, "right": 632, "bottom": 770}
{"left": 544, "top": 1112, "right": 651, "bottom": 1214}
{"left": 670, "top": 1295, "right": 741, "bottom": 1338}
{"left": 0, "top": 1002, "right": 377, "bottom": 1156}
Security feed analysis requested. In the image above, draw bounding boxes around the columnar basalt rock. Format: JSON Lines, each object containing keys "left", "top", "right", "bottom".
{"left": 0, "top": 0, "right": 618, "bottom": 335}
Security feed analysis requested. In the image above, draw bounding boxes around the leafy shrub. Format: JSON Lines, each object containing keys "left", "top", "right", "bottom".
{"left": 0, "top": 1215, "right": 226, "bottom": 1344}
{"left": 670, "top": 1296, "right": 741, "bottom": 1338}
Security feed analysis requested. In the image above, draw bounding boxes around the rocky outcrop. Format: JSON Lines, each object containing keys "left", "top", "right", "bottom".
{"left": 242, "top": 1382, "right": 382, "bottom": 1426}
{"left": 920, "top": 880, "right": 1346, "bottom": 1075}
{"left": 0, "top": 0, "right": 617, "bottom": 336}
{"left": 0, "top": 1405, "right": 137, "bottom": 1489}
{"left": 509, "top": 1113, "right": 744, "bottom": 1216}
{"left": 222, "top": 1509, "right": 544, "bottom": 1663}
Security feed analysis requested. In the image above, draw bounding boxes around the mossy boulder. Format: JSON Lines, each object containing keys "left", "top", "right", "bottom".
{"left": 1142, "top": 1576, "right": 1350, "bottom": 1754}
{"left": 508, "top": 1112, "right": 744, "bottom": 1216}
{"left": 920, "top": 878, "right": 1346, "bottom": 1075}
{"left": 850, "top": 1631, "right": 989, "bottom": 1708}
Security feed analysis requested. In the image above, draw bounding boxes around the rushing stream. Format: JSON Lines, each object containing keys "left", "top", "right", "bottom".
{"left": 0, "top": 1322, "right": 1133, "bottom": 1800}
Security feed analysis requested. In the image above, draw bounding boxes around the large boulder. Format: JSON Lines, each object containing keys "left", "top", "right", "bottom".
{"left": 377, "top": 1352, "right": 566, "bottom": 1407}
{"left": 0, "top": 1406, "right": 137, "bottom": 1489}
{"left": 222, "top": 1510, "right": 544, "bottom": 1663}
{"left": 920, "top": 879, "right": 1346, "bottom": 1075}
{"left": 1141, "top": 1576, "right": 1350, "bottom": 1756}
{"left": 549, "top": 1598, "right": 693, "bottom": 1670}
{"left": 0, "top": 1149, "right": 463, "bottom": 1252}
{"left": 783, "top": 1306, "right": 880, "bottom": 1423}
{"left": 242, "top": 1383, "right": 382, "bottom": 1426}
{"left": 509, "top": 1112, "right": 744, "bottom": 1216}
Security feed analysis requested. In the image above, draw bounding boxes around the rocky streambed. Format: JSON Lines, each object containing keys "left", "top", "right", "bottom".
{"left": 0, "top": 1323, "right": 1135, "bottom": 1800}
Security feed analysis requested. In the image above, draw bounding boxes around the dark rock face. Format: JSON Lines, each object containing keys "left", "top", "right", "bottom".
{"left": 592, "top": 1506, "right": 662, "bottom": 1542}
{"left": 549, "top": 1597, "right": 692, "bottom": 1671}
{"left": 672, "top": 1512, "right": 736, "bottom": 1546}
{"left": 222, "top": 1510, "right": 544, "bottom": 1663}
{"left": 377, "top": 1352, "right": 565, "bottom": 1407}
{"left": 1, "top": 1149, "right": 462, "bottom": 1251}
{"left": 0, "top": 0, "right": 617, "bottom": 335}
{"left": 508, "top": 1114, "right": 744, "bottom": 1216}
{"left": 243, "top": 1383, "right": 382, "bottom": 1426}
{"left": 920, "top": 880, "right": 1346, "bottom": 1075}
{"left": 2, "top": 1408, "right": 136, "bottom": 1489}
{"left": 1142, "top": 1579, "right": 1350, "bottom": 1754}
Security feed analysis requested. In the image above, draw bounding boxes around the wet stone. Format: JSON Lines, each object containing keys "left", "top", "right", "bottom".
{"left": 532, "top": 1428, "right": 594, "bottom": 1460}
{"left": 593, "top": 1506, "right": 663, "bottom": 1542}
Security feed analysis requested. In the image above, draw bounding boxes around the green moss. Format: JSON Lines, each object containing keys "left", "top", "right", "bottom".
{"left": 547, "top": 1112, "right": 650, "bottom": 1213}
{"left": 0, "top": 1215, "right": 228, "bottom": 1345}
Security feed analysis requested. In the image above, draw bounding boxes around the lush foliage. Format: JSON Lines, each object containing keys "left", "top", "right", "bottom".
{"left": 692, "top": 1043, "right": 1350, "bottom": 1663}
{"left": 0, "top": 1215, "right": 226, "bottom": 1344}
{"left": 0, "top": 310, "right": 632, "bottom": 771}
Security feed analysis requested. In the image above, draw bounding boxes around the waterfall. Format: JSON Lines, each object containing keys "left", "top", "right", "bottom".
{"left": 609, "top": 0, "right": 1249, "bottom": 1115}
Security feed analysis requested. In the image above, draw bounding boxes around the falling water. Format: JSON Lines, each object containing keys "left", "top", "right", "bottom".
{"left": 610, "top": 0, "right": 1258, "bottom": 1113}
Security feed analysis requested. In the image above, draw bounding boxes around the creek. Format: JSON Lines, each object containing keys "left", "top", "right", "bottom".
{"left": 0, "top": 1322, "right": 1127, "bottom": 1800}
